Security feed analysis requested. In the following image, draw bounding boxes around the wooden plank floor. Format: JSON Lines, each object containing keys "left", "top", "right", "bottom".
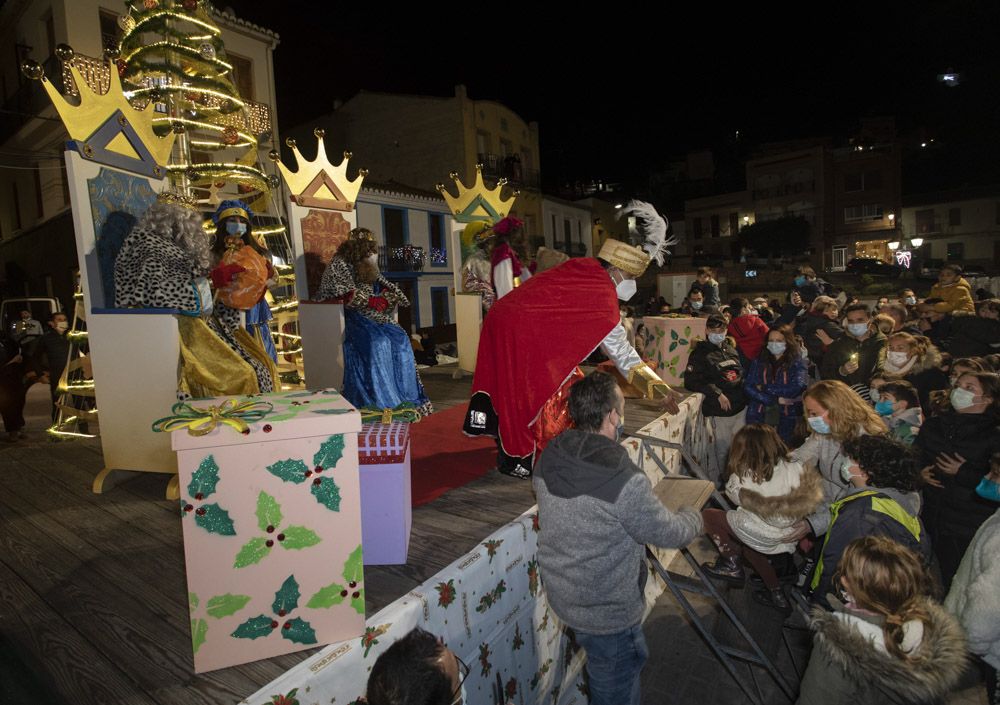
{"left": 0, "top": 364, "right": 671, "bottom": 705}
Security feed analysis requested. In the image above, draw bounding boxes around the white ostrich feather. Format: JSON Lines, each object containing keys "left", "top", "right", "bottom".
{"left": 618, "top": 200, "right": 677, "bottom": 265}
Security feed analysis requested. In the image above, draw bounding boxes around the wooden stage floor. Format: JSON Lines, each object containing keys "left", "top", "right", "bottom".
{"left": 0, "top": 364, "right": 670, "bottom": 705}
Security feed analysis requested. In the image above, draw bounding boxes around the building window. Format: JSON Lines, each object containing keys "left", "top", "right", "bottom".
{"left": 98, "top": 10, "right": 121, "bottom": 51}
{"left": 476, "top": 131, "right": 490, "bottom": 157}
{"left": 915, "top": 208, "right": 937, "bottom": 234}
{"left": 832, "top": 245, "right": 847, "bottom": 271}
{"left": 946, "top": 242, "right": 964, "bottom": 262}
{"left": 228, "top": 53, "right": 254, "bottom": 100}
{"left": 428, "top": 213, "right": 446, "bottom": 266}
{"left": 844, "top": 170, "right": 882, "bottom": 192}
{"left": 728, "top": 212, "right": 738, "bottom": 236}
{"left": 430, "top": 287, "right": 449, "bottom": 327}
{"left": 692, "top": 217, "right": 703, "bottom": 238}
{"left": 383, "top": 207, "right": 407, "bottom": 248}
{"left": 710, "top": 215, "right": 720, "bottom": 237}
{"left": 948, "top": 207, "right": 961, "bottom": 226}
{"left": 843, "top": 203, "right": 884, "bottom": 223}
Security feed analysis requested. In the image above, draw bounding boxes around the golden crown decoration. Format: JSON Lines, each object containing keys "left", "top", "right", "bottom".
{"left": 156, "top": 189, "right": 199, "bottom": 210}
{"left": 268, "top": 128, "right": 367, "bottom": 211}
{"left": 436, "top": 164, "right": 518, "bottom": 224}
{"left": 21, "top": 45, "right": 175, "bottom": 178}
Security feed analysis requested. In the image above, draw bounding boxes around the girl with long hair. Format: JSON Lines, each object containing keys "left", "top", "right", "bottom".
{"left": 797, "top": 536, "right": 966, "bottom": 705}
{"left": 871, "top": 332, "right": 948, "bottom": 412}
{"left": 744, "top": 325, "right": 808, "bottom": 442}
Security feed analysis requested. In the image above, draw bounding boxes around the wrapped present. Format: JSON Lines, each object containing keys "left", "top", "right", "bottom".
{"left": 357, "top": 421, "right": 411, "bottom": 565}
{"left": 166, "top": 388, "right": 364, "bottom": 673}
{"left": 637, "top": 316, "right": 706, "bottom": 386}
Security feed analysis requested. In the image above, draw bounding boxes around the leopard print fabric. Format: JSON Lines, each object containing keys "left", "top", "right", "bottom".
{"left": 114, "top": 225, "right": 203, "bottom": 311}
{"left": 317, "top": 258, "right": 409, "bottom": 325}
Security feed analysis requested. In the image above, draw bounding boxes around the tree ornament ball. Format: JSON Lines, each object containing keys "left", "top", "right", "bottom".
{"left": 143, "top": 0, "right": 158, "bottom": 8}
{"left": 199, "top": 43, "right": 216, "bottom": 60}
{"left": 222, "top": 126, "right": 239, "bottom": 145}
{"left": 103, "top": 45, "right": 120, "bottom": 62}
{"left": 55, "top": 44, "right": 74, "bottom": 62}
{"left": 118, "top": 14, "right": 136, "bottom": 32}
{"left": 20, "top": 59, "right": 44, "bottom": 81}
{"left": 268, "top": 174, "right": 281, "bottom": 189}
{"left": 182, "top": 0, "right": 198, "bottom": 10}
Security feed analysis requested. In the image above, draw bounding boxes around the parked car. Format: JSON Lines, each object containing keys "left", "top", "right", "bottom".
{"left": 918, "top": 259, "right": 991, "bottom": 280}
{"left": 845, "top": 257, "right": 902, "bottom": 278}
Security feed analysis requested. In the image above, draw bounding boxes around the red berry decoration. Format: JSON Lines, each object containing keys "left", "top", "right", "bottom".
{"left": 283, "top": 622, "right": 291, "bottom": 630}
{"left": 314, "top": 466, "right": 323, "bottom": 473}
{"left": 266, "top": 525, "right": 275, "bottom": 533}
{"left": 352, "top": 591, "right": 360, "bottom": 599}
{"left": 194, "top": 493, "right": 203, "bottom": 500}
{"left": 241, "top": 429, "right": 250, "bottom": 435}
{"left": 313, "top": 478, "right": 322, "bottom": 486}
{"left": 263, "top": 424, "right": 272, "bottom": 433}
{"left": 183, "top": 504, "right": 194, "bottom": 512}
{"left": 196, "top": 508, "right": 206, "bottom": 516}
{"left": 304, "top": 470, "right": 313, "bottom": 478}
{"left": 266, "top": 540, "right": 274, "bottom": 547}
{"left": 277, "top": 609, "right": 286, "bottom": 617}
{"left": 277, "top": 533, "right": 286, "bottom": 542}
{"left": 270, "top": 620, "right": 278, "bottom": 629}
{"left": 143, "top": 0, "right": 158, "bottom": 8}
{"left": 340, "top": 590, "right": 348, "bottom": 597}
{"left": 348, "top": 581, "right": 357, "bottom": 588}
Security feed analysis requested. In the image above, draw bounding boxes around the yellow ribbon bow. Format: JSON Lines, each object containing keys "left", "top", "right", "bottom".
{"left": 359, "top": 403, "right": 422, "bottom": 425}
{"left": 152, "top": 399, "right": 274, "bottom": 436}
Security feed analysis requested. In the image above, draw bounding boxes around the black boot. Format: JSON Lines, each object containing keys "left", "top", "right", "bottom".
{"left": 703, "top": 554, "right": 745, "bottom": 585}
{"left": 496, "top": 444, "right": 532, "bottom": 479}
{"left": 753, "top": 585, "right": 791, "bottom": 612}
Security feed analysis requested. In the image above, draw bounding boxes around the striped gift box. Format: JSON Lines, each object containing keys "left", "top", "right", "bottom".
{"left": 357, "top": 421, "right": 410, "bottom": 464}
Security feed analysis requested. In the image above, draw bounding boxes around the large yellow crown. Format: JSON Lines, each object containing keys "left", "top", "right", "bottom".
{"left": 25, "top": 51, "right": 175, "bottom": 176}
{"left": 269, "top": 129, "right": 366, "bottom": 211}
{"left": 436, "top": 165, "right": 517, "bottom": 224}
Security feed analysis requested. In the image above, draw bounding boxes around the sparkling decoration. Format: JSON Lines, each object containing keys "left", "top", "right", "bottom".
{"left": 430, "top": 247, "right": 447, "bottom": 265}
{"left": 143, "top": 0, "right": 159, "bottom": 8}
{"left": 103, "top": 45, "right": 120, "bottom": 62}
{"left": 267, "top": 174, "right": 281, "bottom": 189}
{"left": 118, "top": 13, "right": 136, "bottom": 32}
{"left": 116, "top": 59, "right": 127, "bottom": 77}
{"left": 894, "top": 250, "right": 912, "bottom": 269}
{"left": 199, "top": 42, "right": 216, "bottom": 60}
{"left": 55, "top": 44, "right": 75, "bottom": 62}
{"left": 221, "top": 125, "right": 239, "bottom": 145}
{"left": 20, "top": 59, "right": 43, "bottom": 81}
{"left": 214, "top": 180, "right": 226, "bottom": 188}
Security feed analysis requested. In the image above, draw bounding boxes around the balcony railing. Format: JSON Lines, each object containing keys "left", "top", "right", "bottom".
{"left": 379, "top": 245, "right": 425, "bottom": 272}
{"left": 478, "top": 153, "right": 541, "bottom": 190}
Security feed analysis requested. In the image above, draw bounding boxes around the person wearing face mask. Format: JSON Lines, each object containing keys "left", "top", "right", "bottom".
{"left": 487, "top": 216, "right": 526, "bottom": 301}
{"left": 533, "top": 371, "right": 703, "bottom": 705}
{"left": 784, "top": 380, "right": 888, "bottom": 544}
{"left": 365, "top": 627, "right": 470, "bottom": 705}
{"left": 464, "top": 201, "right": 682, "bottom": 479}
{"left": 679, "top": 287, "right": 713, "bottom": 317}
{"left": 915, "top": 371, "right": 1000, "bottom": 588}
{"left": 684, "top": 314, "right": 748, "bottom": 481}
{"left": 873, "top": 381, "right": 923, "bottom": 445}
{"left": 744, "top": 325, "right": 808, "bottom": 443}
{"left": 791, "top": 265, "right": 828, "bottom": 305}
{"left": 37, "top": 311, "right": 71, "bottom": 422}
{"left": 819, "top": 304, "right": 886, "bottom": 402}
{"left": 807, "top": 435, "right": 934, "bottom": 609}
{"left": 928, "top": 263, "right": 975, "bottom": 314}
{"left": 870, "top": 332, "right": 948, "bottom": 413}
{"left": 317, "top": 227, "right": 432, "bottom": 418}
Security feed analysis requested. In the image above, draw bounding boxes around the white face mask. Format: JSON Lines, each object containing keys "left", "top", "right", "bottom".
{"left": 615, "top": 277, "right": 637, "bottom": 301}
{"left": 950, "top": 387, "right": 977, "bottom": 410}
{"left": 690, "top": 300, "right": 703, "bottom": 310}
{"left": 887, "top": 351, "right": 911, "bottom": 366}
{"left": 904, "top": 296, "right": 916, "bottom": 305}
{"left": 55, "top": 322, "right": 68, "bottom": 332}
{"left": 766, "top": 341, "right": 787, "bottom": 357}
{"left": 708, "top": 332, "right": 727, "bottom": 345}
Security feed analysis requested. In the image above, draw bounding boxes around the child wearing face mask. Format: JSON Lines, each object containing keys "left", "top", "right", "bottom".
{"left": 743, "top": 325, "right": 808, "bottom": 443}
{"left": 873, "top": 380, "right": 923, "bottom": 445}
{"left": 870, "top": 332, "right": 948, "bottom": 413}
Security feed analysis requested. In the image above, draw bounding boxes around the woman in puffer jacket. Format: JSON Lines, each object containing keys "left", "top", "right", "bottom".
{"left": 870, "top": 331, "right": 949, "bottom": 413}
{"left": 797, "top": 536, "right": 967, "bottom": 705}
{"left": 744, "top": 325, "right": 809, "bottom": 443}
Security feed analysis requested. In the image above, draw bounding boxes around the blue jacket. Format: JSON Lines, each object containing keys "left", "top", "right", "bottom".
{"left": 743, "top": 354, "right": 808, "bottom": 424}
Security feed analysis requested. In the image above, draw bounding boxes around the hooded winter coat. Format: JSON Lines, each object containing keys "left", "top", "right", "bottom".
{"left": 533, "top": 429, "right": 702, "bottom": 635}
{"left": 796, "top": 599, "right": 967, "bottom": 705}
{"left": 945, "top": 507, "right": 1000, "bottom": 670}
{"left": 929, "top": 276, "right": 975, "bottom": 314}
{"left": 878, "top": 344, "right": 949, "bottom": 413}
{"left": 744, "top": 354, "right": 809, "bottom": 442}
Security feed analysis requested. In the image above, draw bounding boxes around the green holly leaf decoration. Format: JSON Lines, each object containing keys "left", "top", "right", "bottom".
{"left": 684, "top": 325, "right": 692, "bottom": 337}
{"left": 269, "top": 689, "right": 299, "bottom": 705}
{"left": 206, "top": 593, "right": 252, "bottom": 618}
{"left": 195, "top": 503, "right": 236, "bottom": 536}
{"left": 306, "top": 582, "right": 347, "bottom": 609}
{"left": 310, "top": 476, "right": 341, "bottom": 511}
{"left": 263, "top": 412, "right": 297, "bottom": 423}
{"left": 679, "top": 338, "right": 689, "bottom": 345}
{"left": 342, "top": 544, "right": 364, "bottom": 583}
{"left": 669, "top": 341, "right": 678, "bottom": 352}
{"left": 232, "top": 615, "right": 275, "bottom": 640}
{"left": 527, "top": 559, "right": 540, "bottom": 596}
{"left": 280, "top": 617, "right": 317, "bottom": 645}
{"left": 313, "top": 434, "right": 345, "bottom": 469}
{"left": 234, "top": 537, "right": 271, "bottom": 568}
{"left": 256, "top": 492, "right": 283, "bottom": 532}
{"left": 512, "top": 622, "right": 524, "bottom": 651}
{"left": 435, "top": 579, "right": 456, "bottom": 608}
{"left": 670, "top": 355, "right": 680, "bottom": 366}
{"left": 280, "top": 526, "right": 321, "bottom": 550}
{"left": 478, "top": 642, "right": 492, "bottom": 677}
{"left": 272, "top": 575, "right": 301, "bottom": 615}
{"left": 188, "top": 455, "right": 221, "bottom": 499}
{"left": 267, "top": 459, "right": 309, "bottom": 484}
{"left": 670, "top": 329, "right": 679, "bottom": 340}
{"left": 311, "top": 408, "right": 352, "bottom": 415}
{"left": 191, "top": 618, "right": 208, "bottom": 654}
{"left": 350, "top": 590, "right": 365, "bottom": 615}
{"left": 189, "top": 592, "right": 199, "bottom": 611}
{"left": 361, "top": 626, "right": 380, "bottom": 657}
{"left": 483, "top": 539, "right": 503, "bottom": 563}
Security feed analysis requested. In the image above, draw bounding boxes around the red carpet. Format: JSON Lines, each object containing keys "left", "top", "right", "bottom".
{"left": 410, "top": 405, "right": 496, "bottom": 506}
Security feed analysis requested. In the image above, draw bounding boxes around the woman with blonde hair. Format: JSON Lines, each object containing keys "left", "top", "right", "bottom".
{"left": 786, "top": 380, "right": 887, "bottom": 540}
{"left": 796, "top": 536, "right": 966, "bottom": 705}
{"left": 870, "top": 332, "right": 949, "bottom": 412}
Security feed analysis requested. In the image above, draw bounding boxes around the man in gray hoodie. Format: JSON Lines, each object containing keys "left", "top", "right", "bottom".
{"left": 533, "top": 371, "right": 703, "bottom": 705}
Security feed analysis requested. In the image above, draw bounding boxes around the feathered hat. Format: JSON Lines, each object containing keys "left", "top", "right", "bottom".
{"left": 600, "top": 200, "right": 676, "bottom": 277}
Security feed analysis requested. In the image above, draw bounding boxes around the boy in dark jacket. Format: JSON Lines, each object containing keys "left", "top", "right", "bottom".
{"left": 685, "top": 314, "right": 747, "bottom": 481}
{"left": 820, "top": 304, "right": 886, "bottom": 402}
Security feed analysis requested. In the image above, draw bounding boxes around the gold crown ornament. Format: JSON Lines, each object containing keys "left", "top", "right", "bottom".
{"left": 349, "top": 227, "right": 375, "bottom": 242}
{"left": 21, "top": 46, "right": 175, "bottom": 178}
{"left": 156, "top": 189, "right": 199, "bottom": 210}
{"left": 269, "top": 128, "right": 366, "bottom": 211}
{"left": 598, "top": 238, "right": 651, "bottom": 278}
{"left": 436, "top": 165, "right": 517, "bottom": 224}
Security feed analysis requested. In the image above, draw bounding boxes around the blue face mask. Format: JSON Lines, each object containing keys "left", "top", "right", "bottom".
{"left": 874, "top": 399, "right": 895, "bottom": 416}
{"left": 975, "top": 477, "right": 1000, "bottom": 502}
{"left": 226, "top": 221, "right": 247, "bottom": 236}
{"left": 766, "top": 342, "right": 787, "bottom": 357}
{"left": 807, "top": 415, "right": 831, "bottom": 434}
{"left": 708, "top": 332, "right": 726, "bottom": 346}
{"left": 794, "top": 276, "right": 807, "bottom": 287}
{"left": 846, "top": 322, "right": 868, "bottom": 337}
{"left": 691, "top": 300, "right": 703, "bottom": 310}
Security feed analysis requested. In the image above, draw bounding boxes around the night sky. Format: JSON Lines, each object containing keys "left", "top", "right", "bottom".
{"left": 231, "top": 2, "right": 1000, "bottom": 193}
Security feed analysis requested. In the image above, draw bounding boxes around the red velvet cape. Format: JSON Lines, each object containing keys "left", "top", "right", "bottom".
{"left": 470, "top": 257, "right": 619, "bottom": 456}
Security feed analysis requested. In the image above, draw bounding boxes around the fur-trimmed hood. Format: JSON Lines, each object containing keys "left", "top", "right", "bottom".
{"left": 808, "top": 599, "right": 967, "bottom": 704}
{"left": 738, "top": 463, "right": 824, "bottom": 521}
{"left": 884, "top": 343, "right": 943, "bottom": 377}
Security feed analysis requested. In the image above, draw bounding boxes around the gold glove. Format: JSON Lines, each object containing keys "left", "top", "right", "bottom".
{"left": 627, "top": 364, "right": 673, "bottom": 400}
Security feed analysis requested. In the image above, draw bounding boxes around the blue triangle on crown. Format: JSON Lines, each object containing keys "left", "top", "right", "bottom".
{"left": 66, "top": 109, "right": 165, "bottom": 179}
{"left": 455, "top": 195, "right": 501, "bottom": 224}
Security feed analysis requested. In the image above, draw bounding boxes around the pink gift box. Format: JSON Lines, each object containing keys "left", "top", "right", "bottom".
{"left": 168, "top": 388, "right": 365, "bottom": 673}
{"left": 358, "top": 421, "right": 411, "bottom": 565}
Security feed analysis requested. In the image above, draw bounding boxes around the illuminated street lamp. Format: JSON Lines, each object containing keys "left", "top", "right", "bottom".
{"left": 888, "top": 241, "right": 900, "bottom": 250}
{"left": 911, "top": 238, "right": 923, "bottom": 248}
